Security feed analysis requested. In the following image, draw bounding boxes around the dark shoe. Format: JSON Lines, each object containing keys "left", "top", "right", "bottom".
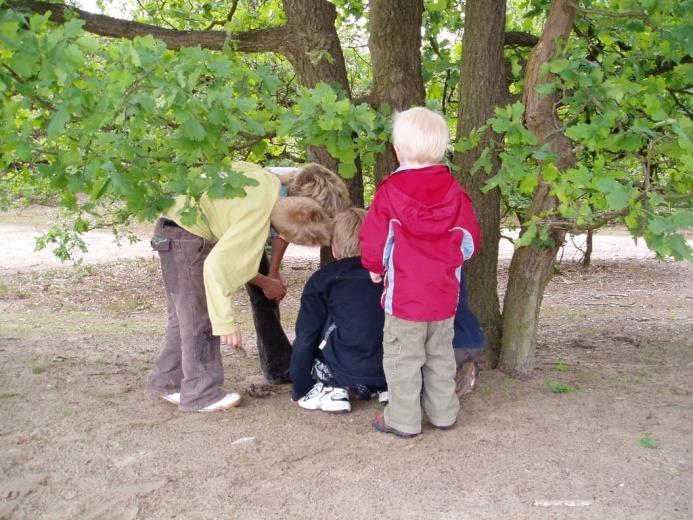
{"left": 266, "top": 373, "right": 291, "bottom": 385}
{"left": 372, "top": 413, "right": 418, "bottom": 439}
{"left": 455, "top": 361, "right": 479, "bottom": 396}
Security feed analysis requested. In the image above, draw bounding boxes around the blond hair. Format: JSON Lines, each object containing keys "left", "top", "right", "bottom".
{"left": 392, "top": 107, "right": 449, "bottom": 166}
{"left": 331, "top": 208, "right": 366, "bottom": 259}
{"left": 270, "top": 197, "right": 332, "bottom": 247}
{"left": 287, "top": 163, "right": 350, "bottom": 217}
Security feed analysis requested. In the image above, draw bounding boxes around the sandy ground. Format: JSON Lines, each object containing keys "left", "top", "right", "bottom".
{"left": 0, "top": 209, "right": 692, "bottom": 519}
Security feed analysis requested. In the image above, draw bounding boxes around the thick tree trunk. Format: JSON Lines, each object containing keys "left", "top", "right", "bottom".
{"left": 498, "top": 0, "right": 577, "bottom": 378}
{"left": 368, "top": 0, "right": 426, "bottom": 182}
{"left": 453, "top": 0, "right": 507, "bottom": 365}
{"left": 281, "top": 1, "right": 363, "bottom": 207}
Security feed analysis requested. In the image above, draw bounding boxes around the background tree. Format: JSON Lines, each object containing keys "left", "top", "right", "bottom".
{"left": 453, "top": 0, "right": 508, "bottom": 363}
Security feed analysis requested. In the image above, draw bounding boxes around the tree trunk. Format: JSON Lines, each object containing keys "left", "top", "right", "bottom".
{"left": 368, "top": 0, "right": 426, "bottom": 182}
{"left": 280, "top": 1, "right": 363, "bottom": 206}
{"left": 583, "top": 227, "right": 593, "bottom": 268}
{"left": 498, "top": 0, "right": 577, "bottom": 378}
{"left": 453, "top": 0, "right": 507, "bottom": 365}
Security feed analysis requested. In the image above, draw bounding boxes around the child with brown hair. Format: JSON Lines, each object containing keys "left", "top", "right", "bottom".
{"left": 145, "top": 161, "right": 334, "bottom": 412}
{"left": 245, "top": 163, "right": 351, "bottom": 385}
{"left": 290, "top": 208, "right": 386, "bottom": 412}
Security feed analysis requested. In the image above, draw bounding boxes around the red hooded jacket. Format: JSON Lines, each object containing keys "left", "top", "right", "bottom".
{"left": 359, "top": 165, "right": 480, "bottom": 321}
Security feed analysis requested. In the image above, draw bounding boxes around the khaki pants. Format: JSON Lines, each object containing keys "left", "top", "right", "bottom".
{"left": 383, "top": 314, "right": 459, "bottom": 434}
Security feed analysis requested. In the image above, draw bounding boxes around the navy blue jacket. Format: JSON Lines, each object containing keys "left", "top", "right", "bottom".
{"left": 453, "top": 273, "right": 485, "bottom": 349}
{"left": 291, "top": 256, "right": 386, "bottom": 401}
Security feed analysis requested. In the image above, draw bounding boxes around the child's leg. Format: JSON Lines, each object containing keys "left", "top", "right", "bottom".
{"left": 245, "top": 252, "right": 292, "bottom": 383}
{"left": 176, "top": 235, "right": 226, "bottom": 411}
{"left": 147, "top": 219, "right": 226, "bottom": 411}
{"left": 146, "top": 288, "right": 183, "bottom": 396}
{"left": 421, "top": 318, "right": 459, "bottom": 428}
{"left": 382, "top": 315, "right": 427, "bottom": 435}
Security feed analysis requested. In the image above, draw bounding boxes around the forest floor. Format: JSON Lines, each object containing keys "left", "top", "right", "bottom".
{"left": 0, "top": 208, "right": 691, "bottom": 519}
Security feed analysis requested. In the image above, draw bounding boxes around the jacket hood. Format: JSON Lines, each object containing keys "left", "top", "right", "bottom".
{"left": 383, "top": 165, "right": 462, "bottom": 236}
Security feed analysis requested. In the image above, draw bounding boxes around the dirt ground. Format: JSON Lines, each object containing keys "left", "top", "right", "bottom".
{"left": 0, "top": 213, "right": 692, "bottom": 519}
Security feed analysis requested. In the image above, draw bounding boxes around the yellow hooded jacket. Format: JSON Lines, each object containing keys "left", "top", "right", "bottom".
{"left": 164, "top": 161, "right": 280, "bottom": 335}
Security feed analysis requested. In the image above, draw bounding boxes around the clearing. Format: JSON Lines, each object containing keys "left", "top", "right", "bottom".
{"left": 0, "top": 208, "right": 691, "bottom": 519}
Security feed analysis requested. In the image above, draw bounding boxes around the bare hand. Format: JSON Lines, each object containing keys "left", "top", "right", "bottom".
{"left": 262, "top": 277, "right": 287, "bottom": 301}
{"left": 369, "top": 271, "right": 383, "bottom": 283}
{"left": 220, "top": 331, "right": 243, "bottom": 350}
{"left": 268, "top": 268, "right": 285, "bottom": 285}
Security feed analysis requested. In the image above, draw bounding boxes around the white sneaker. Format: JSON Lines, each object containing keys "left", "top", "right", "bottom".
{"left": 199, "top": 392, "right": 242, "bottom": 412}
{"left": 297, "top": 382, "right": 351, "bottom": 412}
{"left": 378, "top": 391, "right": 388, "bottom": 404}
{"left": 161, "top": 392, "right": 180, "bottom": 405}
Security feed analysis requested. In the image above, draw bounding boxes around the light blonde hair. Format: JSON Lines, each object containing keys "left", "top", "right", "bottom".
{"left": 331, "top": 208, "right": 366, "bottom": 259}
{"left": 392, "top": 107, "right": 449, "bottom": 166}
{"left": 270, "top": 197, "right": 332, "bottom": 247}
{"left": 287, "top": 163, "right": 350, "bottom": 218}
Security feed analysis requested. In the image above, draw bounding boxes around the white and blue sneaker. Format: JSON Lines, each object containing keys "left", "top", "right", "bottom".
{"left": 297, "top": 382, "right": 351, "bottom": 412}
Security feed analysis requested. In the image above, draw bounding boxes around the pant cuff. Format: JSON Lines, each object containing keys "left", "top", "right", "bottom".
{"left": 384, "top": 408, "right": 421, "bottom": 435}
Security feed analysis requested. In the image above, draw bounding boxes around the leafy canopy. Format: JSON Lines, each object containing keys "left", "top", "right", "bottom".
{"left": 456, "top": 0, "right": 692, "bottom": 260}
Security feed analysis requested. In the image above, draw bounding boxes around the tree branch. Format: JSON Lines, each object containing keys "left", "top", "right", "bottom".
{"left": 7, "top": 0, "right": 289, "bottom": 52}
{"left": 204, "top": 0, "right": 240, "bottom": 30}
{"left": 504, "top": 31, "right": 539, "bottom": 47}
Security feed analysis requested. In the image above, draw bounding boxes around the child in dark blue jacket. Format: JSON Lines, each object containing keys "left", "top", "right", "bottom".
{"left": 453, "top": 272, "right": 486, "bottom": 395}
{"left": 291, "top": 208, "right": 386, "bottom": 412}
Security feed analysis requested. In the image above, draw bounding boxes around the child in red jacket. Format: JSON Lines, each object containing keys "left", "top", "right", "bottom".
{"left": 360, "top": 107, "right": 480, "bottom": 437}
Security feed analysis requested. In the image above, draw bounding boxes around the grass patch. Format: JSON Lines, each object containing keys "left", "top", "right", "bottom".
{"left": 555, "top": 359, "right": 567, "bottom": 372}
{"left": 637, "top": 435, "right": 658, "bottom": 449}
{"left": 31, "top": 360, "right": 50, "bottom": 374}
{"left": 544, "top": 378, "right": 577, "bottom": 393}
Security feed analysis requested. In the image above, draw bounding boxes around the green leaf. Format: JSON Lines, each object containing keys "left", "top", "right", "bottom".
{"left": 9, "top": 50, "right": 39, "bottom": 78}
{"left": 0, "top": 20, "right": 19, "bottom": 41}
{"left": 47, "top": 107, "right": 71, "bottom": 141}
{"left": 181, "top": 118, "right": 206, "bottom": 142}
{"left": 63, "top": 19, "right": 85, "bottom": 38}
{"left": 519, "top": 173, "right": 537, "bottom": 194}
{"left": 515, "top": 223, "right": 537, "bottom": 248}
{"left": 535, "top": 81, "right": 558, "bottom": 97}
{"left": 544, "top": 378, "right": 577, "bottom": 393}
{"left": 548, "top": 58, "right": 570, "bottom": 74}
{"left": 637, "top": 435, "right": 657, "bottom": 449}
{"left": 471, "top": 147, "right": 492, "bottom": 175}
{"left": 605, "top": 184, "right": 630, "bottom": 211}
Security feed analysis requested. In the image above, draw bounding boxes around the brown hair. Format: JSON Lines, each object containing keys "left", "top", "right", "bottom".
{"left": 331, "top": 208, "right": 366, "bottom": 259}
{"left": 286, "top": 163, "right": 350, "bottom": 218}
{"left": 270, "top": 197, "right": 333, "bottom": 247}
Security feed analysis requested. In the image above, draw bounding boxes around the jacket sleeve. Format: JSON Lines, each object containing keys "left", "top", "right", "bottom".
{"left": 203, "top": 220, "right": 270, "bottom": 336}
{"left": 359, "top": 185, "right": 391, "bottom": 274}
{"left": 290, "top": 272, "right": 328, "bottom": 400}
{"left": 457, "top": 190, "right": 481, "bottom": 261}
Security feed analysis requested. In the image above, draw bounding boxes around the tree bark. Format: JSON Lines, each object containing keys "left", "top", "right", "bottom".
{"left": 453, "top": 0, "right": 507, "bottom": 365}
{"left": 498, "top": 0, "right": 577, "bottom": 378}
{"left": 276, "top": 1, "right": 364, "bottom": 208}
{"left": 583, "top": 227, "right": 593, "bottom": 268}
{"left": 368, "top": 0, "right": 426, "bottom": 182}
